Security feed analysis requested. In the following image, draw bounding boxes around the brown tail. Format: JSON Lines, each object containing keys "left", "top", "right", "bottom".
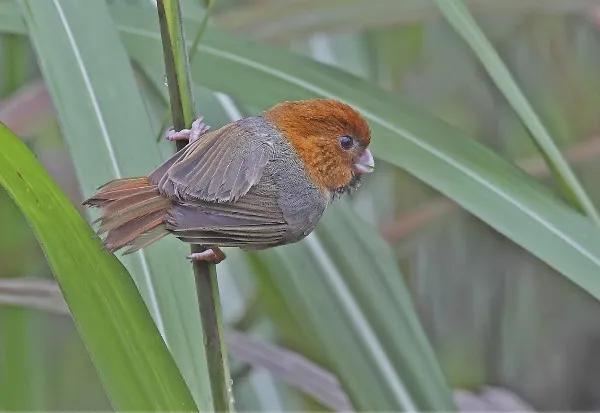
{"left": 83, "top": 177, "right": 171, "bottom": 254}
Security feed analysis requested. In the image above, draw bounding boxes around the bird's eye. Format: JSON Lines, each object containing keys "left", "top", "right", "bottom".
{"left": 339, "top": 135, "right": 354, "bottom": 150}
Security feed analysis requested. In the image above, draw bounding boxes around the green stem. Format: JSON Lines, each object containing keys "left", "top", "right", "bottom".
{"left": 154, "top": 0, "right": 215, "bottom": 143}
{"left": 157, "top": 0, "right": 195, "bottom": 132}
{"left": 195, "top": 257, "right": 232, "bottom": 412}
{"left": 156, "top": 1, "right": 233, "bottom": 411}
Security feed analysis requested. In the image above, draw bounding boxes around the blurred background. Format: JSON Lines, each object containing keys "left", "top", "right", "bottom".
{"left": 1, "top": 0, "right": 600, "bottom": 411}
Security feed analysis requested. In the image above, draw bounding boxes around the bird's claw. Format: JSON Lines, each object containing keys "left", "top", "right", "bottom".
{"left": 166, "top": 117, "right": 210, "bottom": 143}
{"left": 186, "top": 247, "right": 226, "bottom": 264}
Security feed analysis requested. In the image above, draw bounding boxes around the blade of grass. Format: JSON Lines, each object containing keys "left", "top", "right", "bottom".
{"left": 16, "top": 0, "right": 212, "bottom": 408}
{"left": 0, "top": 124, "right": 196, "bottom": 410}
{"left": 436, "top": 0, "right": 600, "bottom": 225}
{"left": 383, "top": 135, "right": 600, "bottom": 242}
{"left": 156, "top": 1, "right": 232, "bottom": 411}
{"left": 255, "top": 224, "right": 449, "bottom": 410}
{"left": 317, "top": 203, "right": 453, "bottom": 407}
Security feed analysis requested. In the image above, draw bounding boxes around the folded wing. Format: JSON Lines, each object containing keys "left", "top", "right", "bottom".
{"left": 151, "top": 120, "right": 275, "bottom": 203}
{"left": 149, "top": 118, "right": 287, "bottom": 248}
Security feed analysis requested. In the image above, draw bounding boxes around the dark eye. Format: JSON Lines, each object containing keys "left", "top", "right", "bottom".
{"left": 339, "top": 135, "right": 354, "bottom": 150}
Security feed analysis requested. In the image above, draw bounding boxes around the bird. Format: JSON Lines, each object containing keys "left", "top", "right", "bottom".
{"left": 83, "top": 99, "right": 374, "bottom": 263}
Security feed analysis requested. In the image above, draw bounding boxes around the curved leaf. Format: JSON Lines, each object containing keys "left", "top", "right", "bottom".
{"left": 436, "top": 0, "right": 600, "bottom": 224}
{"left": 16, "top": 0, "right": 212, "bottom": 408}
{"left": 253, "top": 203, "right": 454, "bottom": 411}
{"left": 0, "top": 124, "right": 196, "bottom": 411}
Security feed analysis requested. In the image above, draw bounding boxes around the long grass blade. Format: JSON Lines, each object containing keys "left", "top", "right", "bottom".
{"left": 255, "top": 204, "right": 454, "bottom": 411}
{"left": 16, "top": 0, "right": 211, "bottom": 408}
{"left": 0, "top": 124, "right": 196, "bottom": 410}
{"left": 435, "top": 0, "right": 600, "bottom": 224}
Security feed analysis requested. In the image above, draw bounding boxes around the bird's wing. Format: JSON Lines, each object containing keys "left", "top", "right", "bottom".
{"left": 166, "top": 184, "right": 288, "bottom": 248}
{"left": 151, "top": 120, "right": 276, "bottom": 203}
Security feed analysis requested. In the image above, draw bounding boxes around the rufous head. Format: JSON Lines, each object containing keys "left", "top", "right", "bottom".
{"left": 264, "top": 99, "right": 374, "bottom": 194}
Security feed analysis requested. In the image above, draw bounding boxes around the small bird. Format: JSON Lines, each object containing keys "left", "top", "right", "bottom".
{"left": 84, "top": 99, "right": 374, "bottom": 263}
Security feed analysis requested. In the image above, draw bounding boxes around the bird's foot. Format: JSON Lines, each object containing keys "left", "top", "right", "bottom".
{"left": 187, "top": 247, "right": 226, "bottom": 264}
{"left": 166, "top": 117, "right": 210, "bottom": 143}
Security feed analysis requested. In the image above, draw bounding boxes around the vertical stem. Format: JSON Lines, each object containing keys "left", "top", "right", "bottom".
{"left": 156, "top": 0, "right": 195, "bottom": 135}
{"left": 196, "top": 263, "right": 231, "bottom": 412}
{"left": 156, "top": 1, "right": 233, "bottom": 411}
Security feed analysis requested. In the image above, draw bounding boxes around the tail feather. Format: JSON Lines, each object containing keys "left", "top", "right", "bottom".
{"left": 97, "top": 177, "right": 150, "bottom": 193}
{"left": 98, "top": 193, "right": 169, "bottom": 233}
{"left": 104, "top": 209, "right": 166, "bottom": 252}
{"left": 101, "top": 187, "right": 162, "bottom": 210}
{"left": 122, "top": 226, "right": 170, "bottom": 254}
{"left": 84, "top": 177, "right": 170, "bottom": 253}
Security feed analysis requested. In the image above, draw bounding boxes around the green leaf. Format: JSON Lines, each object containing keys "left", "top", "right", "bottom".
{"left": 435, "top": 0, "right": 600, "bottom": 224}
{"left": 0, "top": 124, "right": 196, "bottom": 411}
{"left": 16, "top": 0, "right": 211, "bottom": 408}
{"left": 254, "top": 203, "right": 454, "bottom": 410}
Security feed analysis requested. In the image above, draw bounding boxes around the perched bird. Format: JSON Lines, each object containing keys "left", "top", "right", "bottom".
{"left": 84, "top": 99, "right": 374, "bottom": 263}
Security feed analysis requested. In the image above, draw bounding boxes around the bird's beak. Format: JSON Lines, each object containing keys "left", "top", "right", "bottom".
{"left": 353, "top": 148, "right": 375, "bottom": 174}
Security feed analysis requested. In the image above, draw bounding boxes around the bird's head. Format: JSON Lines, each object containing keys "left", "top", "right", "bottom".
{"left": 265, "top": 99, "right": 374, "bottom": 195}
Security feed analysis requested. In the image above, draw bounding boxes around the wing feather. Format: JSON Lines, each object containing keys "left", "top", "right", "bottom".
{"left": 153, "top": 120, "right": 275, "bottom": 203}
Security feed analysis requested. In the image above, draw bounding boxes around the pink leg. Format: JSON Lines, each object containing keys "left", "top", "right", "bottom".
{"left": 186, "top": 247, "right": 226, "bottom": 264}
{"left": 166, "top": 117, "right": 210, "bottom": 143}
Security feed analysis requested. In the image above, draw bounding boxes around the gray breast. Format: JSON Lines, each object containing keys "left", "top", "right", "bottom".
{"left": 254, "top": 118, "right": 329, "bottom": 244}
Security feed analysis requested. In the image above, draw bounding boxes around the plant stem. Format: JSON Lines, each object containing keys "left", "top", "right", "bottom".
{"left": 157, "top": 0, "right": 195, "bottom": 134}
{"left": 156, "top": 1, "right": 233, "bottom": 411}
{"left": 154, "top": 0, "right": 215, "bottom": 143}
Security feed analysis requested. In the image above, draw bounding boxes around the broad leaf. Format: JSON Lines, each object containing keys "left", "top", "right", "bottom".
{"left": 16, "top": 1, "right": 211, "bottom": 408}
{"left": 0, "top": 123, "right": 196, "bottom": 411}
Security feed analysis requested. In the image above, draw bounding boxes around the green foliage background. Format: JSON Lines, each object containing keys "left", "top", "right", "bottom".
{"left": 1, "top": 0, "right": 600, "bottom": 411}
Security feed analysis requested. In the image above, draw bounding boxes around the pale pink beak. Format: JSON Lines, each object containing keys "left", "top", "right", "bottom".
{"left": 353, "top": 148, "right": 375, "bottom": 174}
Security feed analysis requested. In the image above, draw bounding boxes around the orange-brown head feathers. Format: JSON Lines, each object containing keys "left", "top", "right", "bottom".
{"left": 264, "top": 99, "right": 373, "bottom": 194}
